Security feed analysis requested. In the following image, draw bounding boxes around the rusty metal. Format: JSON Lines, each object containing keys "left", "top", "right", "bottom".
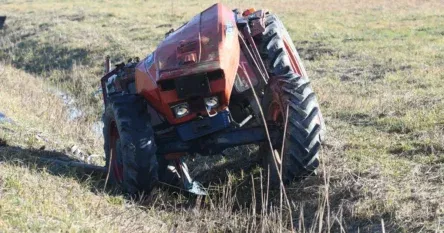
{"left": 100, "top": 69, "right": 118, "bottom": 106}
{"left": 104, "top": 56, "right": 111, "bottom": 73}
{"left": 249, "top": 10, "right": 266, "bottom": 37}
{"left": 241, "top": 25, "right": 270, "bottom": 83}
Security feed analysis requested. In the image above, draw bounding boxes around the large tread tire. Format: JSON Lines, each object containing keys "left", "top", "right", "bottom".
{"left": 258, "top": 13, "right": 326, "bottom": 140}
{"left": 103, "top": 94, "right": 158, "bottom": 195}
{"left": 262, "top": 73, "right": 321, "bottom": 185}
{"left": 257, "top": 13, "right": 324, "bottom": 185}
{"left": 257, "top": 14, "right": 304, "bottom": 76}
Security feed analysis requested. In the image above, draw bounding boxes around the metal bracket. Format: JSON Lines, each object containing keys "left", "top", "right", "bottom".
{"left": 173, "top": 158, "right": 207, "bottom": 195}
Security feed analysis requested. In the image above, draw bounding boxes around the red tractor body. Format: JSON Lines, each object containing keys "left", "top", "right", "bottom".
{"left": 135, "top": 4, "right": 253, "bottom": 124}
{"left": 101, "top": 3, "right": 324, "bottom": 195}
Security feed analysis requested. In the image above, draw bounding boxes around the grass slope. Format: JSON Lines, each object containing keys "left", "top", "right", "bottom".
{"left": 1, "top": 0, "right": 444, "bottom": 232}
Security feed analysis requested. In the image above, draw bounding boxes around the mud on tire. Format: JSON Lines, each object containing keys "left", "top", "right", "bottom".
{"left": 103, "top": 94, "right": 158, "bottom": 195}
{"left": 256, "top": 13, "right": 325, "bottom": 185}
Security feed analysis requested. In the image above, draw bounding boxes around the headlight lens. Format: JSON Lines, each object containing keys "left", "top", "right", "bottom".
{"left": 204, "top": 96, "right": 219, "bottom": 108}
{"left": 173, "top": 103, "right": 190, "bottom": 118}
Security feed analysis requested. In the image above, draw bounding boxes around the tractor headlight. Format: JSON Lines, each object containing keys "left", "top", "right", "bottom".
{"left": 173, "top": 103, "right": 190, "bottom": 118}
{"left": 204, "top": 96, "right": 219, "bottom": 109}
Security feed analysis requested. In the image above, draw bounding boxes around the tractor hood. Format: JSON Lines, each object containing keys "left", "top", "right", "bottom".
{"left": 153, "top": 3, "right": 238, "bottom": 81}
{"left": 155, "top": 15, "right": 202, "bottom": 74}
{"left": 135, "top": 3, "right": 240, "bottom": 124}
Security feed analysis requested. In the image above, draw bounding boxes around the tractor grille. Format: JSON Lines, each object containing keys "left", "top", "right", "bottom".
{"left": 158, "top": 70, "right": 223, "bottom": 92}
{"left": 175, "top": 73, "right": 211, "bottom": 99}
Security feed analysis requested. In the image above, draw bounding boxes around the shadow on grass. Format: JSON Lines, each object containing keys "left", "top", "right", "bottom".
{"left": 0, "top": 140, "right": 258, "bottom": 199}
{"left": 1, "top": 40, "right": 90, "bottom": 75}
{"left": 0, "top": 143, "right": 110, "bottom": 195}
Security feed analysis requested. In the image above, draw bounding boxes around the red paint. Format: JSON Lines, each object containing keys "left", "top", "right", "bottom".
{"left": 136, "top": 3, "right": 240, "bottom": 124}
{"left": 133, "top": 4, "right": 315, "bottom": 126}
{"left": 282, "top": 37, "right": 304, "bottom": 77}
{"left": 236, "top": 50, "right": 259, "bottom": 91}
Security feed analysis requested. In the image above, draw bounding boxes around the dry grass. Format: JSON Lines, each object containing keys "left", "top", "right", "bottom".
{"left": 1, "top": 0, "right": 444, "bottom": 232}
{"left": 0, "top": 64, "right": 101, "bottom": 152}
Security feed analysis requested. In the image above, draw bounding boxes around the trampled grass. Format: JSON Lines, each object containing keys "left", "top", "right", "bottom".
{"left": 0, "top": 0, "right": 443, "bottom": 232}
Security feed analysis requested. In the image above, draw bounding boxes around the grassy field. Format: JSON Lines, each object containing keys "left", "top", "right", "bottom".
{"left": 1, "top": 0, "right": 444, "bottom": 232}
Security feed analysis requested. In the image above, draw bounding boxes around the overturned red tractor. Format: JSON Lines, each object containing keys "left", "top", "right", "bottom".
{"left": 101, "top": 4, "right": 325, "bottom": 195}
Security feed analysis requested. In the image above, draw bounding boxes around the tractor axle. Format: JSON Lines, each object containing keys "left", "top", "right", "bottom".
{"left": 156, "top": 125, "right": 280, "bottom": 155}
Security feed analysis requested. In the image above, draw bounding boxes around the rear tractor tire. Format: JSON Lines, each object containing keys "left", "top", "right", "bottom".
{"left": 256, "top": 13, "right": 325, "bottom": 185}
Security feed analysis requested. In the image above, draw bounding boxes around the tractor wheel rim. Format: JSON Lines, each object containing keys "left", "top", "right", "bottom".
{"left": 269, "top": 101, "right": 283, "bottom": 124}
{"left": 268, "top": 101, "right": 284, "bottom": 166}
{"left": 110, "top": 122, "right": 123, "bottom": 183}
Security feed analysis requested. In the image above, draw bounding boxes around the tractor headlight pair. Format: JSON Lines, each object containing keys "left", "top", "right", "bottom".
{"left": 172, "top": 96, "right": 219, "bottom": 118}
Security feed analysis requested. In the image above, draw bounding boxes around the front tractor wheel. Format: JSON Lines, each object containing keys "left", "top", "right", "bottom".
{"left": 103, "top": 95, "right": 158, "bottom": 195}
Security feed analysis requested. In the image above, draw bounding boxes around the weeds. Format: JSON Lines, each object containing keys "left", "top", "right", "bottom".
{"left": 0, "top": 0, "right": 443, "bottom": 232}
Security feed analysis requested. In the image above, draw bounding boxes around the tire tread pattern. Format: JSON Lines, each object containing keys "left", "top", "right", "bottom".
{"left": 257, "top": 13, "right": 323, "bottom": 184}
{"left": 103, "top": 94, "right": 158, "bottom": 194}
